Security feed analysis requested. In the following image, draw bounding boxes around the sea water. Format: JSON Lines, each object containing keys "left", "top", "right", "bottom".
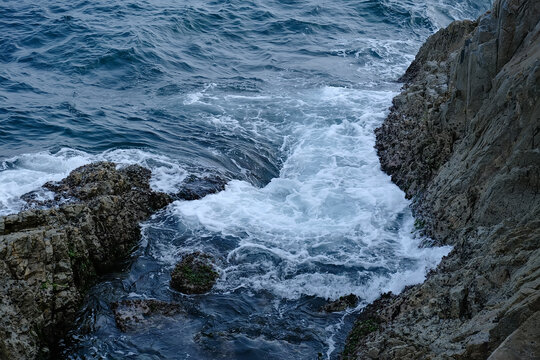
{"left": 0, "top": 1, "right": 491, "bottom": 358}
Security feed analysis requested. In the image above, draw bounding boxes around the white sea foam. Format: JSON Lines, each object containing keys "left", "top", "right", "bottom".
{"left": 0, "top": 86, "right": 451, "bottom": 306}
{"left": 0, "top": 148, "right": 90, "bottom": 216}
{"left": 0, "top": 148, "right": 187, "bottom": 216}
{"left": 173, "top": 86, "right": 452, "bottom": 301}
{"left": 99, "top": 149, "right": 188, "bottom": 194}
{"left": 183, "top": 83, "right": 217, "bottom": 105}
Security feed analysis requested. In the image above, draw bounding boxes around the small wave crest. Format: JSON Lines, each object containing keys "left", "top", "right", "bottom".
{"left": 0, "top": 148, "right": 188, "bottom": 216}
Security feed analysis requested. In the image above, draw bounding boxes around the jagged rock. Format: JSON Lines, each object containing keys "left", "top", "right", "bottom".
{"left": 170, "top": 252, "right": 219, "bottom": 294}
{"left": 44, "top": 162, "right": 156, "bottom": 200}
{"left": 111, "top": 299, "right": 183, "bottom": 332}
{"left": 0, "top": 162, "right": 171, "bottom": 359}
{"left": 322, "top": 294, "right": 359, "bottom": 313}
{"left": 375, "top": 19, "right": 478, "bottom": 200}
{"left": 346, "top": 0, "right": 540, "bottom": 359}
{"left": 20, "top": 189, "right": 57, "bottom": 210}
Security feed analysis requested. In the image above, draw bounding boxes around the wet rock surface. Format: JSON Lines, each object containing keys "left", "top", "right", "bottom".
{"left": 321, "top": 294, "right": 359, "bottom": 313}
{"left": 170, "top": 252, "right": 219, "bottom": 294}
{"left": 0, "top": 162, "right": 171, "bottom": 359}
{"left": 111, "top": 299, "right": 183, "bottom": 332}
{"left": 174, "top": 174, "right": 229, "bottom": 201}
{"left": 346, "top": 0, "right": 540, "bottom": 359}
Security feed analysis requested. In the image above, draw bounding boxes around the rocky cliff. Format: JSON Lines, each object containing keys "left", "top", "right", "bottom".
{"left": 0, "top": 162, "right": 171, "bottom": 359}
{"left": 344, "top": 0, "right": 540, "bottom": 359}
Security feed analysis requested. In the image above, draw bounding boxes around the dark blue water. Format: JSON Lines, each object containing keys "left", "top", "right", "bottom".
{"left": 1, "top": 0, "right": 491, "bottom": 359}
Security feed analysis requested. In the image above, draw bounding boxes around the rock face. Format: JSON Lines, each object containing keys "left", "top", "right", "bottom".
{"left": 345, "top": 0, "right": 540, "bottom": 359}
{"left": 170, "top": 252, "right": 219, "bottom": 295}
{"left": 175, "top": 174, "right": 228, "bottom": 201}
{"left": 0, "top": 162, "right": 171, "bottom": 359}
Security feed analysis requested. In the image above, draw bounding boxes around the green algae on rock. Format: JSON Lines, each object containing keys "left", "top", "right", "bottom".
{"left": 170, "top": 252, "right": 219, "bottom": 295}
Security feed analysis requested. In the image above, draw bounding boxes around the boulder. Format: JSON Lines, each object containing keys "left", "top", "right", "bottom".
{"left": 174, "top": 174, "right": 228, "bottom": 201}
{"left": 322, "top": 294, "right": 359, "bottom": 313}
{"left": 170, "top": 253, "right": 219, "bottom": 294}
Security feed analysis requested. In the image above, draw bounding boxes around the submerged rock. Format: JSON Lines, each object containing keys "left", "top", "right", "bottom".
{"left": 322, "top": 294, "right": 359, "bottom": 313}
{"left": 170, "top": 252, "right": 219, "bottom": 294}
{"left": 111, "top": 299, "right": 183, "bottom": 332}
{"left": 347, "top": 0, "right": 540, "bottom": 359}
{"left": 0, "top": 162, "right": 171, "bottom": 359}
{"left": 174, "top": 174, "right": 229, "bottom": 201}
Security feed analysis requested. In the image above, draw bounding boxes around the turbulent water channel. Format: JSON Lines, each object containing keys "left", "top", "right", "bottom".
{"left": 0, "top": 1, "right": 491, "bottom": 358}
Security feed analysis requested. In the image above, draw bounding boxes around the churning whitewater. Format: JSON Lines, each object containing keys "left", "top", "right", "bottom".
{"left": 0, "top": 0, "right": 492, "bottom": 358}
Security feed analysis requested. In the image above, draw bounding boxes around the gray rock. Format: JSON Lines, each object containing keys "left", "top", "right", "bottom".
{"left": 487, "top": 311, "right": 540, "bottom": 360}
{"left": 111, "top": 299, "right": 183, "bottom": 332}
{"left": 346, "top": 0, "right": 540, "bottom": 359}
{"left": 0, "top": 162, "right": 171, "bottom": 359}
{"left": 170, "top": 252, "right": 219, "bottom": 295}
{"left": 322, "top": 294, "right": 359, "bottom": 313}
{"left": 174, "top": 174, "right": 229, "bottom": 201}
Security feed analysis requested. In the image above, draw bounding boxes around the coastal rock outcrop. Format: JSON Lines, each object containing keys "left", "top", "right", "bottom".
{"left": 322, "top": 294, "right": 359, "bottom": 313}
{"left": 175, "top": 174, "right": 229, "bottom": 201}
{"left": 0, "top": 162, "right": 171, "bottom": 359}
{"left": 111, "top": 299, "right": 183, "bottom": 332}
{"left": 346, "top": 0, "right": 540, "bottom": 359}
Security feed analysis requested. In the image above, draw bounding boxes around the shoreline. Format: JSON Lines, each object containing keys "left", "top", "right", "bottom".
{"left": 0, "top": 163, "right": 172, "bottom": 358}
{"left": 343, "top": 0, "right": 540, "bottom": 358}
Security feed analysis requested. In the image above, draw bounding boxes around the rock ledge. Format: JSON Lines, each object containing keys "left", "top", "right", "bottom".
{"left": 0, "top": 162, "right": 171, "bottom": 359}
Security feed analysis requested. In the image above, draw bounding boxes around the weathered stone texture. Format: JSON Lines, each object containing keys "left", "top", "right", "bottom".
{"left": 346, "top": 0, "right": 540, "bottom": 359}
{"left": 0, "top": 162, "right": 171, "bottom": 359}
